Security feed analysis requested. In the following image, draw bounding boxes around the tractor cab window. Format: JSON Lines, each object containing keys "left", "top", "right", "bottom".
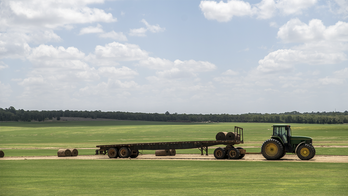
{"left": 273, "top": 126, "right": 288, "bottom": 144}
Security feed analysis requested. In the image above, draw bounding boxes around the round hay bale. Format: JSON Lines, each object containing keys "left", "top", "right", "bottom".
{"left": 155, "top": 149, "right": 169, "bottom": 156}
{"left": 0, "top": 150, "right": 4, "bottom": 158}
{"left": 69, "top": 149, "right": 78, "bottom": 156}
{"left": 226, "top": 132, "right": 236, "bottom": 140}
{"left": 57, "top": 149, "right": 66, "bottom": 157}
{"left": 65, "top": 149, "right": 72, "bottom": 156}
{"left": 169, "top": 149, "right": 176, "bottom": 156}
{"left": 216, "top": 132, "right": 228, "bottom": 140}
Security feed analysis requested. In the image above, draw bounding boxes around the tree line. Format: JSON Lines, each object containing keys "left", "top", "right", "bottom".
{"left": 1, "top": 106, "right": 348, "bottom": 124}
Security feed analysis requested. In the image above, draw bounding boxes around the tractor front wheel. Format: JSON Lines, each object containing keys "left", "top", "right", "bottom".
{"left": 297, "top": 144, "right": 315, "bottom": 160}
{"left": 261, "top": 139, "right": 284, "bottom": 160}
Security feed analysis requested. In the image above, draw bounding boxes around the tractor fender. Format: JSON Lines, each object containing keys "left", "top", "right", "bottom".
{"left": 295, "top": 142, "right": 306, "bottom": 153}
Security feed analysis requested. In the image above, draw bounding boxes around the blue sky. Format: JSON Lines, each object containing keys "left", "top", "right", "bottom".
{"left": 0, "top": 0, "right": 347, "bottom": 114}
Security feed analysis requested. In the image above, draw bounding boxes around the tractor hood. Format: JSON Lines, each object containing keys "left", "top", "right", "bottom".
{"left": 290, "top": 136, "right": 313, "bottom": 144}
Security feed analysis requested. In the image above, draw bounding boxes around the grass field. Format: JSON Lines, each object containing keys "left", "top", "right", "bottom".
{"left": 1, "top": 121, "right": 348, "bottom": 156}
{"left": 1, "top": 121, "right": 348, "bottom": 195}
{"left": 1, "top": 160, "right": 347, "bottom": 196}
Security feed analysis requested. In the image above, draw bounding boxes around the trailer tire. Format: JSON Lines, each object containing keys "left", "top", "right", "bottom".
{"left": 214, "top": 148, "right": 226, "bottom": 159}
{"left": 261, "top": 139, "right": 284, "bottom": 160}
{"left": 236, "top": 147, "right": 245, "bottom": 159}
{"left": 108, "top": 148, "right": 118, "bottom": 158}
{"left": 118, "top": 147, "right": 131, "bottom": 158}
{"left": 297, "top": 144, "right": 315, "bottom": 160}
{"left": 227, "top": 148, "right": 240, "bottom": 159}
{"left": 130, "top": 149, "right": 139, "bottom": 158}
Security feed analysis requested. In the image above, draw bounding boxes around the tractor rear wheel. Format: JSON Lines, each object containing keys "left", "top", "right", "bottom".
{"left": 261, "top": 139, "right": 284, "bottom": 160}
{"left": 214, "top": 148, "right": 226, "bottom": 159}
{"left": 227, "top": 148, "right": 240, "bottom": 159}
{"left": 118, "top": 147, "right": 131, "bottom": 158}
{"left": 107, "top": 148, "right": 118, "bottom": 158}
{"left": 297, "top": 144, "right": 315, "bottom": 160}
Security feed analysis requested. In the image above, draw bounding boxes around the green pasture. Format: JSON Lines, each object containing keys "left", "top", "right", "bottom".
{"left": 0, "top": 160, "right": 347, "bottom": 196}
{"left": 0, "top": 121, "right": 348, "bottom": 156}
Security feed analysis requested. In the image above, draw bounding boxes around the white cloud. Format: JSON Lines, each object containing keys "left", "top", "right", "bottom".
{"left": 29, "top": 45, "right": 86, "bottom": 62}
{"left": 5, "top": 0, "right": 116, "bottom": 29}
{"left": 79, "top": 24, "right": 104, "bottom": 35}
{"left": 0, "top": 81, "right": 12, "bottom": 101}
{"left": 129, "top": 19, "right": 165, "bottom": 37}
{"left": 199, "top": 0, "right": 317, "bottom": 22}
{"left": 333, "top": 0, "right": 348, "bottom": 17}
{"left": 98, "top": 66, "right": 138, "bottom": 79}
{"left": 222, "top": 69, "right": 239, "bottom": 76}
{"left": 99, "top": 31, "right": 128, "bottom": 41}
{"left": 199, "top": 0, "right": 253, "bottom": 22}
{"left": 276, "top": 0, "right": 317, "bottom": 15}
{"left": 257, "top": 19, "right": 348, "bottom": 74}
{"left": 0, "top": 61, "right": 9, "bottom": 70}
{"left": 94, "top": 42, "right": 148, "bottom": 61}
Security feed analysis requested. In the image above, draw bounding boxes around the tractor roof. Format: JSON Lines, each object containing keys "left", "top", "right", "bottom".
{"left": 272, "top": 124, "right": 291, "bottom": 127}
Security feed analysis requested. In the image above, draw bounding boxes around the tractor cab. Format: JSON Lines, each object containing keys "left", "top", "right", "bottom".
{"left": 272, "top": 124, "right": 292, "bottom": 151}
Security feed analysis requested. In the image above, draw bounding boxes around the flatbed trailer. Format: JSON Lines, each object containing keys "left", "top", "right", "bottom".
{"left": 96, "top": 126, "right": 246, "bottom": 159}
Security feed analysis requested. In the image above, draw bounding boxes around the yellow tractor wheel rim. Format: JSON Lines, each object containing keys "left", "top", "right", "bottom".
{"left": 265, "top": 143, "right": 278, "bottom": 156}
{"left": 300, "top": 147, "right": 310, "bottom": 157}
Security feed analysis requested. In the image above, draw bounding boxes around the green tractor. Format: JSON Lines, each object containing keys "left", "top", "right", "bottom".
{"left": 261, "top": 124, "right": 315, "bottom": 160}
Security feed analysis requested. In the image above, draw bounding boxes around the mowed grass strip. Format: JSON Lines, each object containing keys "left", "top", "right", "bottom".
{"left": 0, "top": 160, "right": 347, "bottom": 196}
{"left": 1, "top": 121, "right": 348, "bottom": 155}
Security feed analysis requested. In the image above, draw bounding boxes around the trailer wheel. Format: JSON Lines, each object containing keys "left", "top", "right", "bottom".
{"left": 227, "top": 148, "right": 240, "bottom": 159}
{"left": 297, "top": 144, "right": 315, "bottom": 160}
{"left": 108, "top": 148, "right": 118, "bottom": 158}
{"left": 118, "top": 147, "right": 131, "bottom": 158}
{"left": 130, "top": 149, "right": 139, "bottom": 158}
{"left": 214, "top": 148, "right": 226, "bottom": 159}
{"left": 261, "top": 139, "right": 284, "bottom": 160}
{"left": 236, "top": 147, "right": 245, "bottom": 159}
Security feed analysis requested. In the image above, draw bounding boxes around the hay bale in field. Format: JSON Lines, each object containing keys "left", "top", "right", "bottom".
{"left": 226, "top": 132, "right": 236, "bottom": 140}
{"left": 57, "top": 149, "right": 72, "bottom": 157}
{"left": 216, "top": 132, "right": 228, "bottom": 140}
{"left": 155, "top": 149, "right": 169, "bottom": 156}
{"left": 57, "top": 149, "right": 66, "bottom": 157}
{"left": 169, "top": 149, "right": 176, "bottom": 156}
{"left": 65, "top": 149, "right": 72, "bottom": 156}
{"left": 0, "top": 150, "right": 4, "bottom": 158}
{"left": 69, "top": 149, "right": 78, "bottom": 156}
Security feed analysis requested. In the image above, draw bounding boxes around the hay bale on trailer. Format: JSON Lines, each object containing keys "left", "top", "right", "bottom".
{"left": 69, "top": 149, "right": 78, "bottom": 156}
{"left": 216, "top": 132, "right": 228, "bottom": 140}
{"left": 226, "top": 132, "right": 236, "bottom": 140}
{"left": 57, "top": 149, "right": 72, "bottom": 157}
{"left": 0, "top": 150, "right": 4, "bottom": 158}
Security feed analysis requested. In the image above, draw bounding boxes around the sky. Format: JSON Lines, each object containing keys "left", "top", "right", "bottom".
{"left": 0, "top": 0, "right": 348, "bottom": 114}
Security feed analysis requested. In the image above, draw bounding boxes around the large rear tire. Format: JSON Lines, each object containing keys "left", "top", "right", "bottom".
{"left": 261, "top": 139, "right": 284, "bottom": 160}
{"left": 297, "top": 144, "right": 315, "bottom": 160}
{"left": 214, "top": 148, "right": 226, "bottom": 159}
{"left": 118, "top": 147, "right": 131, "bottom": 158}
{"left": 227, "top": 148, "right": 240, "bottom": 159}
{"left": 108, "top": 148, "right": 118, "bottom": 158}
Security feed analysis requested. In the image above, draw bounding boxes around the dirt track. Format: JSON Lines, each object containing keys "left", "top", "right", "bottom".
{"left": 1, "top": 154, "right": 348, "bottom": 163}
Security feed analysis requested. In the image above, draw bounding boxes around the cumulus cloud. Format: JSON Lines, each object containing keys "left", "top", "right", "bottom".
{"left": 94, "top": 42, "right": 148, "bottom": 61}
{"left": 199, "top": 0, "right": 317, "bottom": 22}
{"left": 129, "top": 19, "right": 165, "bottom": 37}
{"left": 5, "top": 0, "right": 116, "bottom": 29}
{"left": 0, "top": 61, "right": 9, "bottom": 70}
{"left": 99, "top": 31, "right": 128, "bottom": 41}
{"left": 98, "top": 66, "right": 138, "bottom": 79}
{"left": 199, "top": 0, "right": 253, "bottom": 22}
{"left": 79, "top": 24, "right": 104, "bottom": 35}
{"left": 256, "top": 19, "right": 348, "bottom": 74}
